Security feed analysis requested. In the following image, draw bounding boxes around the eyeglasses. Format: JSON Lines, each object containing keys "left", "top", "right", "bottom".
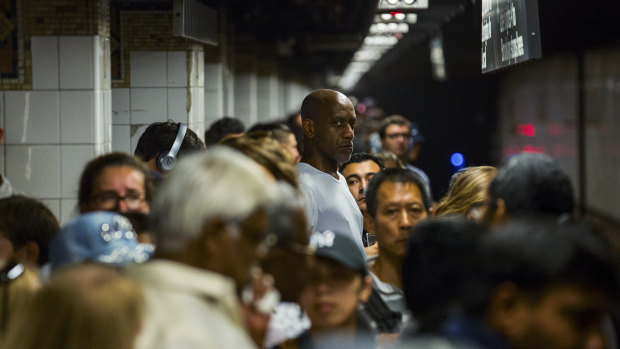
{"left": 386, "top": 132, "right": 411, "bottom": 140}
{"left": 91, "top": 191, "right": 146, "bottom": 210}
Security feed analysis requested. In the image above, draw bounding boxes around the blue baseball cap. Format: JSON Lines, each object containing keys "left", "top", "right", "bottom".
{"left": 50, "top": 211, "right": 153, "bottom": 271}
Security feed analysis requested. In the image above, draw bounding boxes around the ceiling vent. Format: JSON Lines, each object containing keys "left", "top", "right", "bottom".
{"left": 173, "top": 0, "right": 218, "bottom": 46}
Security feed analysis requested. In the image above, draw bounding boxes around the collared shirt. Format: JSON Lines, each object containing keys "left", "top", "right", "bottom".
{"left": 126, "top": 259, "right": 256, "bottom": 349}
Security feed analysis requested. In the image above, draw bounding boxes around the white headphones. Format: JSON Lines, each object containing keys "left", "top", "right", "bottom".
{"left": 156, "top": 123, "right": 187, "bottom": 173}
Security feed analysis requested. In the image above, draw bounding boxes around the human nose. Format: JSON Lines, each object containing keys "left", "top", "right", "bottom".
{"left": 360, "top": 179, "right": 368, "bottom": 194}
{"left": 400, "top": 209, "right": 413, "bottom": 229}
{"left": 116, "top": 198, "right": 129, "bottom": 213}
{"left": 343, "top": 123, "right": 354, "bottom": 140}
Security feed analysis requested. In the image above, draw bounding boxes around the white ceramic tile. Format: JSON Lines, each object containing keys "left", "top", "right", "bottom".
{"left": 130, "top": 88, "right": 167, "bottom": 124}
{"left": 112, "top": 124, "right": 130, "bottom": 153}
{"left": 111, "top": 88, "right": 130, "bottom": 124}
{"left": 92, "top": 35, "right": 104, "bottom": 91}
{"left": 167, "top": 88, "right": 188, "bottom": 123}
{"left": 5, "top": 91, "right": 60, "bottom": 144}
{"left": 188, "top": 122, "right": 204, "bottom": 143}
{"left": 60, "top": 91, "right": 95, "bottom": 143}
{"left": 61, "top": 145, "right": 95, "bottom": 198}
{"left": 94, "top": 91, "right": 104, "bottom": 143}
{"left": 59, "top": 36, "right": 94, "bottom": 89}
{"left": 103, "top": 90, "right": 112, "bottom": 142}
{"left": 130, "top": 124, "right": 149, "bottom": 154}
{"left": 5, "top": 145, "right": 60, "bottom": 198}
{"left": 40, "top": 199, "right": 61, "bottom": 221}
{"left": 31, "top": 36, "right": 59, "bottom": 90}
{"left": 167, "top": 51, "right": 187, "bottom": 87}
{"left": 0, "top": 91, "right": 4, "bottom": 129}
{"left": 102, "top": 37, "right": 111, "bottom": 90}
{"left": 102, "top": 142, "right": 112, "bottom": 154}
{"left": 188, "top": 87, "right": 204, "bottom": 125}
{"left": 61, "top": 199, "right": 78, "bottom": 225}
{"left": 204, "top": 63, "right": 222, "bottom": 90}
{"left": 196, "top": 51, "right": 204, "bottom": 87}
{"left": 130, "top": 51, "right": 167, "bottom": 87}
{"left": 204, "top": 90, "right": 221, "bottom": 119}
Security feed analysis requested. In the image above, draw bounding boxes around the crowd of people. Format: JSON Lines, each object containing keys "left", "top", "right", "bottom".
{"left": 0, "top": 89, "right": 618, "bottom": 349}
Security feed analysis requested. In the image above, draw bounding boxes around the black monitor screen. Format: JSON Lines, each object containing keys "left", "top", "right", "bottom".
{"left": 482, "top": 0, "right": 542, "bottom": 73}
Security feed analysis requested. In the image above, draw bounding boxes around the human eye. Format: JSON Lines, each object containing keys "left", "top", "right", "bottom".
{"left": 408, "top": 206, "right": 425, "bottom": 217}
{"left": 347, "top": 178, "right": 360, "bottom": 186}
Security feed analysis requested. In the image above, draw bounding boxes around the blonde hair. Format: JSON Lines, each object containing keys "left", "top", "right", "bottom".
{"left": 0, "top": 266, "right": 40, "bottom": 336}
{"left": 3, "top": 265, "right": 143, "bottom": 349}
{"left": 435, "top": 166, "right": 497, "bottom": 217}
{"left": 221, "top": 133, "right": 299, "bottom": 189}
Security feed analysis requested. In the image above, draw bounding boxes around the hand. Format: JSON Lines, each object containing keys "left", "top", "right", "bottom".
{"left": 240, "top": 267, "right": 280, "bottom": 348}
{"left": 364, "top": 243, "right": 379, "bottom": 257}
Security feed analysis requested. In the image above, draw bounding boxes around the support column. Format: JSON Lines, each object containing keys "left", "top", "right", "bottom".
{"left": 1, "top": 0, "right": 111, "bottom": 223}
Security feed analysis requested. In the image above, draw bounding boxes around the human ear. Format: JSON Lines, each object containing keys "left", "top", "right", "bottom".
{"left": 358, "top": 275, "right": 374, "bottom": 303}
{"left": 303, "top": 118, "right": 315, "bottom": 139}
{"left": 13, "top": 241, "right": 40, "bottom": 266}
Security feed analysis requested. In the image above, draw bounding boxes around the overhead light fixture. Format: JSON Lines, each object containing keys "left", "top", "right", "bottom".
{"left": 380, "top": 13, "right": 392, "bottom": 21}
{"left": 386, "top": 0, "right": 399, "bottom": 5}
{"left": 403, "top": 0, "right": 416, "bottom": 4}
{"left": 394, "top": 12, "right": 406, "bottom": 21}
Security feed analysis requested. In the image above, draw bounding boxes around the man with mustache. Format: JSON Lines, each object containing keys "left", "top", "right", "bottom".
{"left": 297, "top": 89, "right": 365, "bottom": 255}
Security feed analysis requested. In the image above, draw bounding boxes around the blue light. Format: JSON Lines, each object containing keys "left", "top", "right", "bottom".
{"left": 451, "top": 153, "right": 464, "bottom": 167}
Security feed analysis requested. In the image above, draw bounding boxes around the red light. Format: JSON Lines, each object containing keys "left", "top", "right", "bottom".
{"left": 389, "top": 11, "right": 403, "bottom": 16}
{"left": 522, "top": 145, "right": 545, "bottom": 153}
{"left": 516, "top": 123, "right": 536, "bottom": 137}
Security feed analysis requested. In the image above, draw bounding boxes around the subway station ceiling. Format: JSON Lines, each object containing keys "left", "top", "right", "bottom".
{"left": 112, "top": 0, "right": 620, "bottom": 90}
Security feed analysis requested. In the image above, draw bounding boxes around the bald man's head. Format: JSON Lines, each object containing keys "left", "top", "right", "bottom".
{"left": 300, "top": 89, "right": 356, "bottom": 166}
{"left": 301, "top": 89, "right": 352, "bottom": 122}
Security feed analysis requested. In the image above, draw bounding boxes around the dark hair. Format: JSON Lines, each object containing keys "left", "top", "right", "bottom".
{"left": 463, "top": 217, "right": 619, "bottom": 316}
{"left": 366, "top": 168, "right": 431, "bottom": 218}
{"left": 134, "top": 121, "right": 205, "bottom": 162}
{"left": 378, "top": 115, "right": 411, "bottom": 139}
{"left": 338, "top": 152, "right": 385, "bottom": 174}
{"left": 204, "top": 117, "right": 246, "bottom": 146}
{"left": 0, "top": 196, "right": 59, "bottom": 265}
{"left": 247, "top": 122, "right": 293, "bottom": 145}
{"left": 78, "top": 152, "right": 152, "bottom": 211}
{"left": 488, "top": 153, "right": 574, "bottom": 217}
{"left": 402, "top": 217, "right": 488, "bottom": 332}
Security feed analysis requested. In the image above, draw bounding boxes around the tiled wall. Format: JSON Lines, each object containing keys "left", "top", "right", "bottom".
{"left": 3, "top": 35, "right": 111, "bottom": 223}
{"left": 111, "top": 50, "right": 205, "bottom": 154}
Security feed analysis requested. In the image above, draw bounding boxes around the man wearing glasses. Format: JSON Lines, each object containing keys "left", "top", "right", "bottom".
{"left": 378, "top": 115, "right": 432, "bottom": 201}
{"left": 78, "top": 152, "right": 152, "bottom": 215}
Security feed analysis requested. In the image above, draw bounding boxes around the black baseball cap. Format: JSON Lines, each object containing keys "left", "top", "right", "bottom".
{"left": 309, "top": 230, "right": 367, "bottom": 274}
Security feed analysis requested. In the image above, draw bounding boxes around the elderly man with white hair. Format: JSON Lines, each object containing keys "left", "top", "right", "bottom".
{"left": 127, "top": 147, "right": 298, "bottom": 349}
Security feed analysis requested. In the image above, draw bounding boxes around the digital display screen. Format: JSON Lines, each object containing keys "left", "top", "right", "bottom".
{"left": 481, "top": 0, "right": 542, "bottom": 73}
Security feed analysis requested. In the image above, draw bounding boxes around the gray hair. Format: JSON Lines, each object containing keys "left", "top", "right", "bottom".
{"left": 151, "top": 147, "right": 289, "bottom": 253}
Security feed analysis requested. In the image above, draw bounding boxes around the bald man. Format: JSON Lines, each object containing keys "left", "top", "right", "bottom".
{"left": 297, "top": 89, "right": 365, "bottom": 255}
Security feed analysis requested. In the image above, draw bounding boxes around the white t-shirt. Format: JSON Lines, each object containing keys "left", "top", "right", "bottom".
{"left": 297, "top": 162, "right": 365, "bottom": 255}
